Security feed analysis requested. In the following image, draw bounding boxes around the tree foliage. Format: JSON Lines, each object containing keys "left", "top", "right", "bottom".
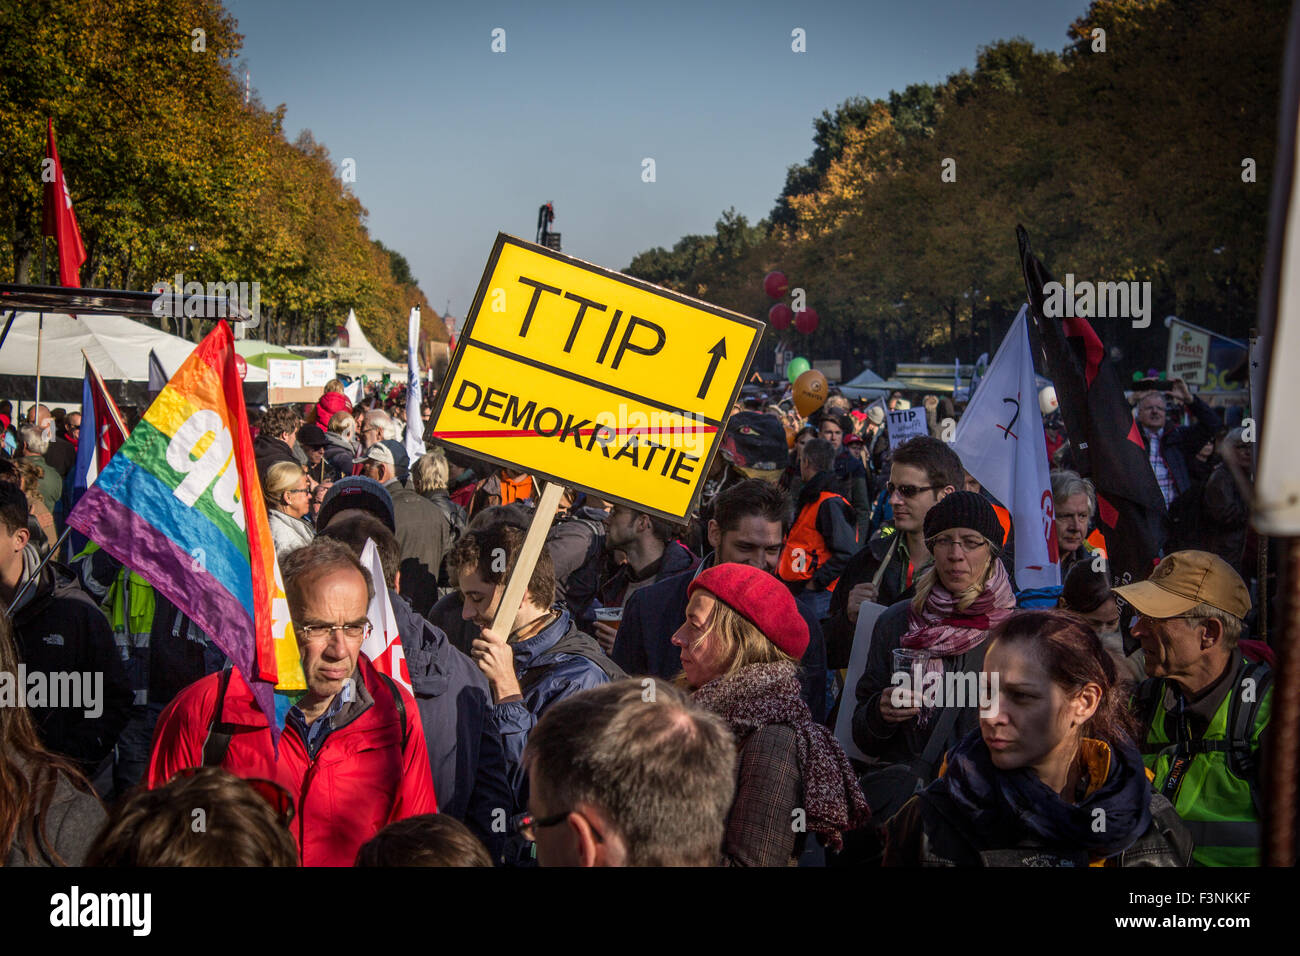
{"left": 626, "top": 0, "right": 1286, "bottom": 378}
{"left": 0, "top": 0, "right": 432, "bottom": 357}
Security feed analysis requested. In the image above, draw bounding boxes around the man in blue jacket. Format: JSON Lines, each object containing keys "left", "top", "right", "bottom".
{"left": 449, "top": 524, "right": 623, "bottom": 864}
{"left": 611, "top": 479, "right": 829, "bottom": 722}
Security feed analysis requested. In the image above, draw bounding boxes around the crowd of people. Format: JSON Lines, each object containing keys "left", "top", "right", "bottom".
{"left": 0, "top": 371, "right": 1273, "bottom": 868}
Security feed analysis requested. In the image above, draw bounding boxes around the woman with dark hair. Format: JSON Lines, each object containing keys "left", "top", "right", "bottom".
{"left": 672, "top": 563, "right": 870, "bottom": 866}
{"left": 0, "top": 613, "right": 105, "bottom": 865}
{"left": 1058, "top": 561, "right": 1145, "bottom": 686}
{"left": 882, "top": 610, "right": 1191, "bottom": 866}
{"left": 851, "top": 492, "right": 1017, "bottom": 817}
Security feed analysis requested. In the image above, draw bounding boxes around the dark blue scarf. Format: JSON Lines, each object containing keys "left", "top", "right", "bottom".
{"left": 938, "top": 729, "right": 1153, "bottom": 859}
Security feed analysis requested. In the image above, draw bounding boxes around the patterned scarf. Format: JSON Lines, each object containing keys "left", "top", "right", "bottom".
{"left": 903, "top": 559, "right": 1016, "bottom": 657}
{"left": 939, "top": 729, "right": 1153, "bottom": 858}
{"left": 693, "top": 662, "right": 871, "bottom": 851}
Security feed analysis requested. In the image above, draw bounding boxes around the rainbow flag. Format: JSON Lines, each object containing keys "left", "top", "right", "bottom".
{"left": 67, "top": 322, "right": 304, "bottom": 738}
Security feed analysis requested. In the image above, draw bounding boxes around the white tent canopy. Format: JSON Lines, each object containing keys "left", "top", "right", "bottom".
{"left": 0, "top": 310, "right": 268, "bottom": 383}
{"left": 331, "top": 308, "right": 403, "bottom": 376}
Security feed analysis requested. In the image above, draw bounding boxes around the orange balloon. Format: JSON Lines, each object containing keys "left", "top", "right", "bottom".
{"left": 793, "top": 369, "right": 829, "bottom": 418}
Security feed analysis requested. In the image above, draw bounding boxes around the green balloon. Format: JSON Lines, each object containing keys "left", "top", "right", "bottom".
{"left": 787, "top": 357, "right": 811, "bottom": 383}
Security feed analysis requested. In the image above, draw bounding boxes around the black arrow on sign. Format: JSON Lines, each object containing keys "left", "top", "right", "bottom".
{"left": 697, "top": 338, "right": 727, "bottom": 399}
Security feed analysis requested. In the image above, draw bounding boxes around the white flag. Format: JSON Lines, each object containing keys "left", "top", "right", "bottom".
{"left": 950, "top": 305, "right": 1060, "bottom": 591}
{"left": 404, "top": 307, "right": 425, "bottom": 465}
{"left": 359, "top": 538, "right": 413, "bottom": 694}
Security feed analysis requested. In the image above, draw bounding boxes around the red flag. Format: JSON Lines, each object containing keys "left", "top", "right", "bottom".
{"left": 42, "top": 118, "right": 87, "bottom": 288}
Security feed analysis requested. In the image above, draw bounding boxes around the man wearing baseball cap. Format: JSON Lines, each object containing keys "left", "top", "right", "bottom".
{"left": 1116, "top": 550, "right": 1271, "bottom": 866}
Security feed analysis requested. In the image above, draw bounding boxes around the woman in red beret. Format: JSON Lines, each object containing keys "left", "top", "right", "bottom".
{"left": 672, "top": 562, "right": 870, "bottom": 866}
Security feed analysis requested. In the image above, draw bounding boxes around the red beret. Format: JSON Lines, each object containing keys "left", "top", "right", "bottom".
{"left": 688, "top": 563, "right": 809, "bottom": 659}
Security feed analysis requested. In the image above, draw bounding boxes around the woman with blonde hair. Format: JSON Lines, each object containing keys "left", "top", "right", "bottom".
{"left": 672, "top": 563, "right": 870, "bottom": 865}
{"left": 850, "top": 491, "right": 1017, "bottom": 817}
{"left": 264, "top": 460, "right": 314, "bottom": 559}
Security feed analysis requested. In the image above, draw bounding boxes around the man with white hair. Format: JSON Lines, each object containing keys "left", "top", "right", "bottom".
{"left": 362, "top": 409, "right": 398, "bottom": 451}
{"left": 19, "top": 423, "right": 62, "bottom": 513}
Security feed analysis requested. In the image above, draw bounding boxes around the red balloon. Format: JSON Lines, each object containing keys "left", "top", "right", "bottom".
{"left": 794, "top": 307, "right": 819, "bottom": 334}
{"left": 234, "top": 354, "right": 248, "bottom": 380}
{"left": 769, "top": 302, "right": 793, "bottom": 330}
{"left": 763, "top": 271, "right": 789, "bottom": 299}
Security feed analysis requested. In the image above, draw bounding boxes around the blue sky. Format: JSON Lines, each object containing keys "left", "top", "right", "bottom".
{"left": 225, "top": 0, "right": 1090, "bottom": 326}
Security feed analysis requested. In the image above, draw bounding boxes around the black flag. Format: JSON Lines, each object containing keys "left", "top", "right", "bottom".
{"left": 1017, "top": 225, "right": 1165, "bottom": 587}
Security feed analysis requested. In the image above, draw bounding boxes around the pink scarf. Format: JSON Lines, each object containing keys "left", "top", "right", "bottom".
{"left": 902, "top": 559, "right": 1016, "bottom": 657}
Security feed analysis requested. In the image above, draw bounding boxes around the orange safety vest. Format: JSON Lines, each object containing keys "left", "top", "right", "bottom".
{"left": 778, "top": 491, "right": 852, "bottom": 591}
{"left": 499, "top": 472, "right": 534, "bottom": 505}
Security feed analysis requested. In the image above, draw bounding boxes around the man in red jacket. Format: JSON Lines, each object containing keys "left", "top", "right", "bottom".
{"left": 147, "top": 538, "right": 437, "bottom": 866}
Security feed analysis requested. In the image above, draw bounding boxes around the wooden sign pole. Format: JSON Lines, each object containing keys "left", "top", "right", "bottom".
{"left": 490, "top": 480, "right": 565, "bottom": 638}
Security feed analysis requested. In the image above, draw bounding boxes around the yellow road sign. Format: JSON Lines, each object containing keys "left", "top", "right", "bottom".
{"left": 430, "top": 234, "right": 764, "bottom": 520}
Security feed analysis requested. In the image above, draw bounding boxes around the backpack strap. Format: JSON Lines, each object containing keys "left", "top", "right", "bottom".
{"left": 379, "top": 673, "right": 409, "bottom": 752}
{"left": 201, "top": 667, "right": 235, "bottom": 767}
{"left": 1224, "top": 657, "right": 1272, "bottom": 817}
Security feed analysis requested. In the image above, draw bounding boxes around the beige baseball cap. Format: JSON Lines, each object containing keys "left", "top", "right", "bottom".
{"left": 1113, "top": 550, "right": 1251, "bottom": 620}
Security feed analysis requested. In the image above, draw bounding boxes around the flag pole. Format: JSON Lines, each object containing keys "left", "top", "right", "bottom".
{"left": 35, "top": 312, "right": 43, "bottom": 412}
{"left": 80, "top": 350, "right": 128, "bottom": 437}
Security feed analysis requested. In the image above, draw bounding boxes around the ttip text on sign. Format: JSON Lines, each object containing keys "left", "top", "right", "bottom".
{"left": 430, "top": 234, "right": 763, "bottom": 520}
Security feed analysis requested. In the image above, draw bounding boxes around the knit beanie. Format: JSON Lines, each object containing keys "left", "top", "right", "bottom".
{"left": 922, "top": 490, "right": 1004, "bottom": 548}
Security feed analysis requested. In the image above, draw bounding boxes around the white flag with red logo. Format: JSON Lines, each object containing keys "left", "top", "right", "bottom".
{"left": 359, "top": 538, "right": 413, "bottom": 694}
{"left": 950, "top": 305, "right": 1060, "bottom": 591}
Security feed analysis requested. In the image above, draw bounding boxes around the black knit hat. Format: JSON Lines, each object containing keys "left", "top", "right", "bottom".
{"left": 923, "top": 490, "right": 1004, "bottom": 548}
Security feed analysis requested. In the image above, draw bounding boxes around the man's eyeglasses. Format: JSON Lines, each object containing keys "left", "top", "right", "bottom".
{"left": 517, "top": 811, "right": 568, "bottom": 843}
{"left": 517, "top": 810, "right": 604, "bottom": 845}
{"left": 929, "top": 534, "right": 988, "bottom": 554}
{"left": 887, "top": 483, "right": 939, "bottom": 500}
{"left": 297, "top": 621, "right": 372, "bottom": 644}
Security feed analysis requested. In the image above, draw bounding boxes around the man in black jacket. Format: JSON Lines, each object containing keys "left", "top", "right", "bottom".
{"left": 776, "top": 439, "right": 858, "bottom": 622}
{"left": 1134, "top": 379, "right": 1220, "bottom": 548}
{"left": 592, "top": 504, "right": 698, "bottom": 654}
{"left": 253, "top": 405, "right": 306, "bottom": 486}
{"left": 0, "top": 485, "right": 131, "bottom": 782}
